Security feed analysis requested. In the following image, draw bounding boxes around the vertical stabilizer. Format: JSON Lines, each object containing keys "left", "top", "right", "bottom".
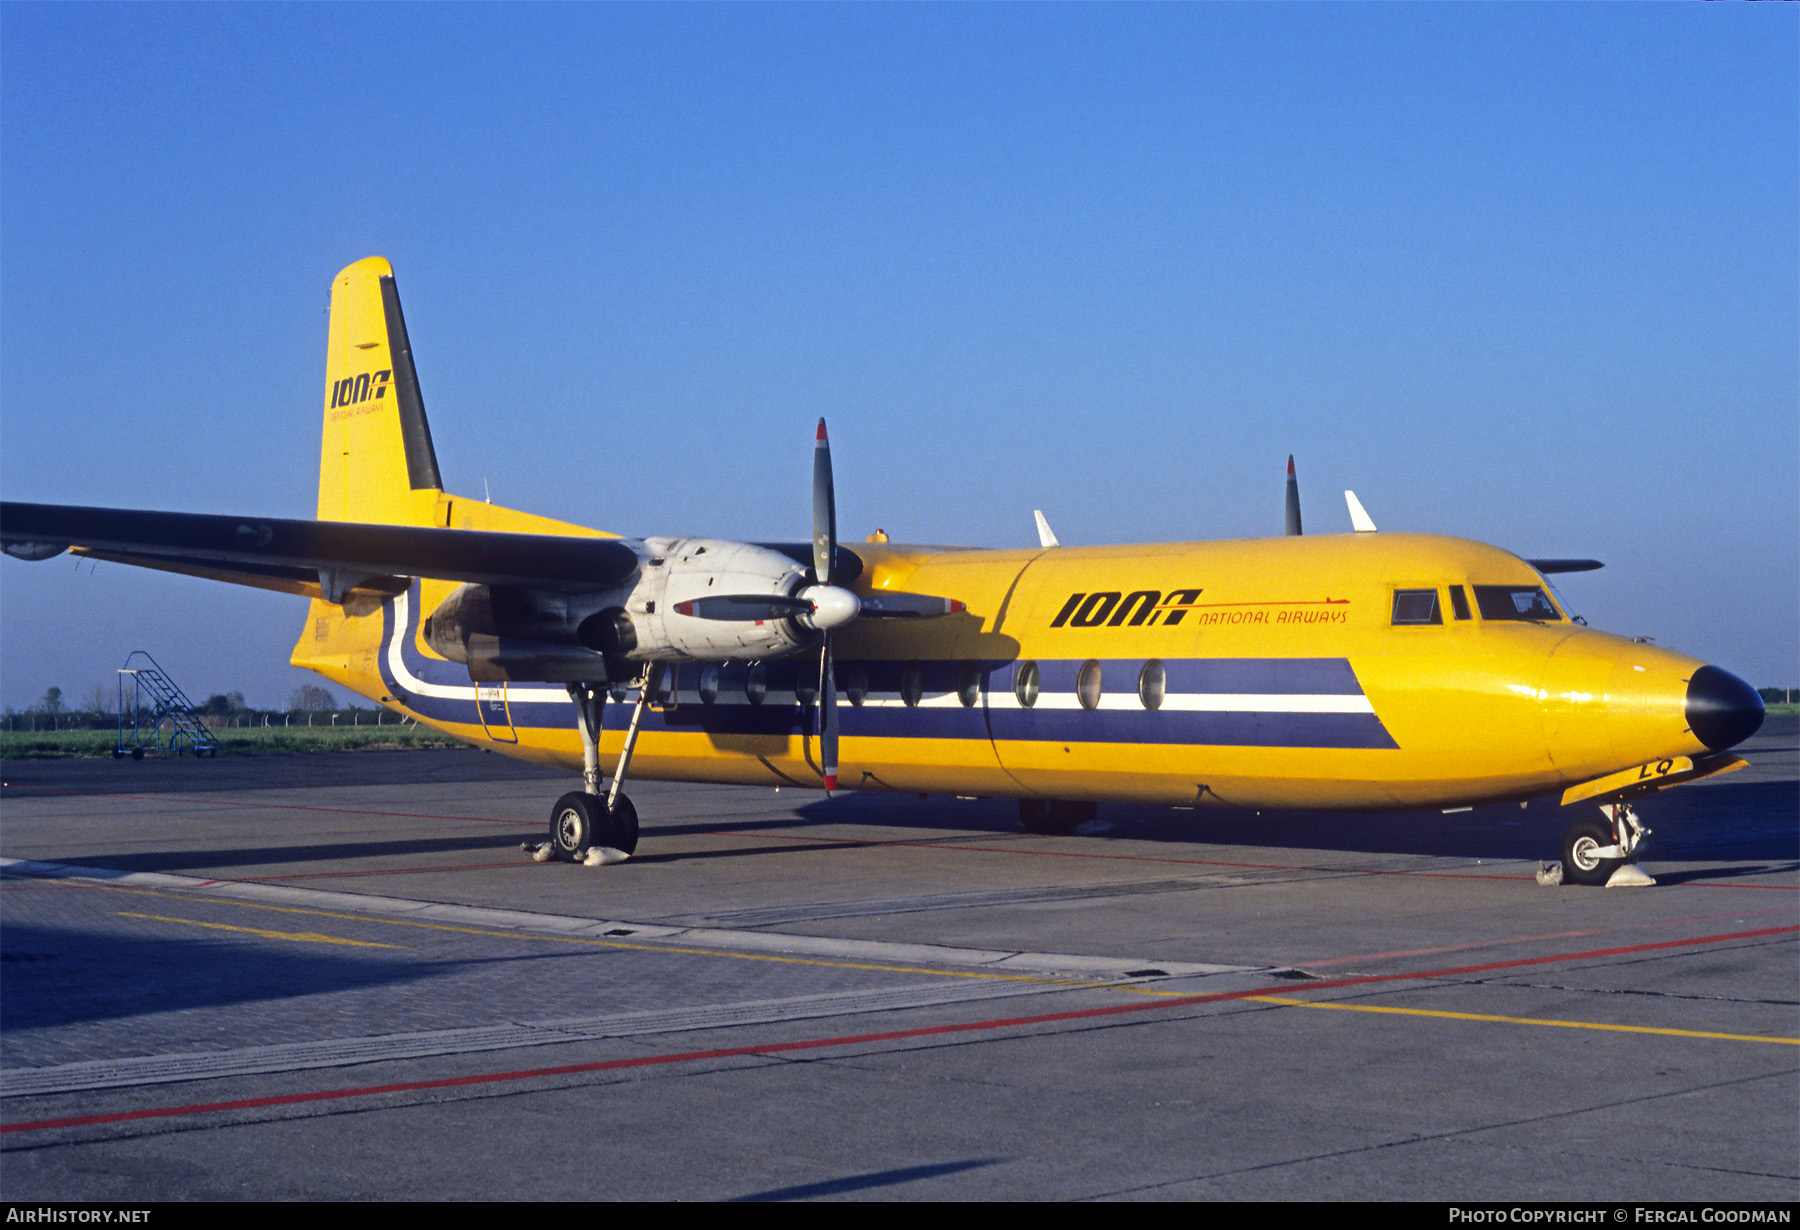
{"left": 317, "top": 258, "right": 443, "bottom": 525}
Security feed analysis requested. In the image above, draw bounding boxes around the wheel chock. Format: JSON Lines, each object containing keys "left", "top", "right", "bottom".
{"left": 1604, "top": 862, "right": 1656, "bottom": 888}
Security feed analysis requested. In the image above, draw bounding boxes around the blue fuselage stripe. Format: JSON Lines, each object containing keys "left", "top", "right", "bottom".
{"left": 379, "top": 588, "right": 1397, "bottom": 750}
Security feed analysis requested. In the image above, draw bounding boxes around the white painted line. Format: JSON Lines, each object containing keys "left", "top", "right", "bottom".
{"left": 0, "top": 858, "right": 1266, "bottom": 980}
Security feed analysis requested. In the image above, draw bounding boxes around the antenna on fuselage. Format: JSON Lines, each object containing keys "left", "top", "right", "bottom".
{"left": 1034, "top": 510, "right": 1060, "bottom": 548}
{"left": 1285, "top": 456, "right": 1303, "bottom": 536}
{"left": 1345, "top": 490, "right": 1378, "bottom": 533}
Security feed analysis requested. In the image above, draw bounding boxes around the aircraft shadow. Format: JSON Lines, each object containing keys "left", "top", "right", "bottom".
{"left": 728, "top": 1158, "right": 1004, "bottom": 1201}
{"left": 774, "top": 779, "right": 1798, "bottom": 871}
{"left": 1, "top": 922, "right": 595, "bottom": 1032}
{"left": 1, "top": 921, "right": 434, "bottom": 1031}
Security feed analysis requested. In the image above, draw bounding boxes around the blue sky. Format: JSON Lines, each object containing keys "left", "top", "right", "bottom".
{"left": 2, "top": 2, "right": 1795, "bottom": 710}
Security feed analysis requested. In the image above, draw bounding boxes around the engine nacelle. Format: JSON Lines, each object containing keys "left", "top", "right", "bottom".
{"left": 631, "top": 538, "right": 816, "bottom": 660}
{"left": 420, "top": 538, "right": 820, "bottom": 682}
{"left": 421, "top": 582, "right": 616, "bottom": 683}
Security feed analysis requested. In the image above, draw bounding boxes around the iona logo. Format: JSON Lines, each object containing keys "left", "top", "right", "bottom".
{"left": 1049, "top": 589, "right": 1203, "bottom": 628}
{"left": 330, "top": 370, "right": 393, "bottom": 409}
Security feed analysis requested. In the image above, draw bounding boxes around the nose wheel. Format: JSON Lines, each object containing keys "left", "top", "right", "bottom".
{"left": 1559, "top": 801, "right": 1650, "bottom": 887}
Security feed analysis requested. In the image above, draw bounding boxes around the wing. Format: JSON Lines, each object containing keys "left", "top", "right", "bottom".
{"left": 0, "top": 502, "right": 642, "bottom": 601}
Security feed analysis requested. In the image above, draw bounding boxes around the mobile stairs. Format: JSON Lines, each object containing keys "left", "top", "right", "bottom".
{"left": 115, "top": 651, "right": 219, "bottom": 759}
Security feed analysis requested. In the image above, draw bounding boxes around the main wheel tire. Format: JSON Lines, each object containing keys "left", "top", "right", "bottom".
{"left": 599, "top": 792, "right": 640, "bottom": 856}
{"left": 1561, "top": 816, "right": 1622, "bottom": 886}
{"left": 549, "top": 791, "right": 604, "bottom": 862}
{"left": 1019, "top": 798, "right": 1065, "bottom": 834}
{"left": 1019, "top": 798, "right": 1096, "bottom": 835}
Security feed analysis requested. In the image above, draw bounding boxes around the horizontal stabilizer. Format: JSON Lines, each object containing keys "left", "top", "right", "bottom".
{"left": 0, "top": 501, "right": 640, "bottom": 598}
{"left": 1526, "top": 558, "right": 1604, "bottom": 574}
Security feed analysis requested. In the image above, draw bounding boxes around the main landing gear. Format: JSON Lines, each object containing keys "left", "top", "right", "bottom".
{"left": 1018, "top": 798, "right": 1098, "bottom": 835}
{"left": 552, "top": 665, "right": 660, "bottom": 862}
{"left": 1559, "top": 801, "right": 1652, "bottom": 887}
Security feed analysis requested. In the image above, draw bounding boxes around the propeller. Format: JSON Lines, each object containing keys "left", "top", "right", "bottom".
{"left": 675, "top": 419, "right": 966, "bottom": 793}
{"left": 813, "top": 418, "right": 841, "bottom": 793}
{"left": 1285, "top": 455, "right": 1303, "bottom": 536}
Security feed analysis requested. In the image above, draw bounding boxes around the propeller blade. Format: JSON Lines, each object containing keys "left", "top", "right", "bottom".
{"left": 820, "top": 638, "right": 838, "bottom": 794}
{"left": 812, "top": 418, "right": 837, "bottom": 586}
{"left": 673, "top": 594, "right": 812, "bottom": 620}
{"left": 858, "top": 591, "right": 965, "bottom": 619}
{"left": 1285, "top": 455, "right": 1303, "bottom": 536}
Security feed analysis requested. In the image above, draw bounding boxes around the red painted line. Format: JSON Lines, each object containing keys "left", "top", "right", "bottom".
{"left": 6, "top": 862, "right": 549, "bottom": 890}
{"left": 1296, "top": 904, "right": 1800, "bottom": 967}
{"left": 712, "top": 829, "right": 1533, "bottom": 881}
{"left": 2, "top": 783, "right": 537, "bottom": 827}
{"left": 715, "top": 828, "right": 1798, "bottom": 890}
{"left": 1184, "top": 599, "right": 1348, "bottom": 608}
{"left": 7, "top": 923, "right": 1794, "bottom": 1136}
{"left": 227, "top": 861, "right": 549, "bottom": 882}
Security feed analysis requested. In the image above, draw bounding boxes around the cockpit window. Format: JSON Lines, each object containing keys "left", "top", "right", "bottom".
{"left": 1391, "top": 589, "right": 1442, "bottom": 625}
{"left": 1473, "top": 585, "right": 1562, "bottom": 621}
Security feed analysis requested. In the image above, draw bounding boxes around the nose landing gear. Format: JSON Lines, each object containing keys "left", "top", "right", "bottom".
{"left": 1552, "top": 753, "right": 1750, "bottom": 888}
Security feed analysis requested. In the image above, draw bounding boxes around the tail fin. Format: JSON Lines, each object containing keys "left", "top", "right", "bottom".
{"left": 318, "top": 257, "right": 444, "bottom": 525}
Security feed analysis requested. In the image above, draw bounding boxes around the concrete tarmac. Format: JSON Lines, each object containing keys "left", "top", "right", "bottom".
{"left": 1, "top": 719, "right": 1794, "bottom": 1201}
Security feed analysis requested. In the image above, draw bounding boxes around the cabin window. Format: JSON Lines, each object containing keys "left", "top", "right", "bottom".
{"left": 745, "top": 662, "right": 767, "bottom": 705}
{"left": 697, "top": 664, "right": 719, "bottom": 704}
{"left": 845, "top": 664, "right": 869, "bottom": 708}
{"left": 1391, "top": 589, "right": 1442, "bottom": 625}
{"left": 1473, "top": 585, "right": 1562, "bottom": 622}
{"left": 1077, "top": 660, "right": 1103, "bottom": 711}
{"left": 1138, "top": 660, "right": 1165, "bottom": 711}
{"left": 901, "top": 662, "right": 924, "bottom": 708}
{"left": 1448, "top": 585, "right": 1471, "bottom": 621}
{"left": 1014, "top": 661, "right": 1039, "bottom": 709}
{"left": 957, "top": 662, "right": 981, "bottom": 708}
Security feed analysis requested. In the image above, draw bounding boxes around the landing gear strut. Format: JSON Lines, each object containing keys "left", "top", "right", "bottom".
{"left": 1559, "top": 800, "right": 1651, "bottom": 887}
{"left": 554, "top": 665, "right": 660, "bottom": 861}
{"left": 1019, "top": 799, "right": 1098, "bottom": 835}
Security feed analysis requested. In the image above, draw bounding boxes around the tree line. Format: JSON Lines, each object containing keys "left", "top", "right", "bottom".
{"left": 3, "top": 683, "right": 404, "bottom": 731}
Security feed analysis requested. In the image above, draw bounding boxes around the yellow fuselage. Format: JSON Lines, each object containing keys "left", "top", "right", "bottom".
{"left": 293, "top": 507, "right": 1711, "bottom": 812}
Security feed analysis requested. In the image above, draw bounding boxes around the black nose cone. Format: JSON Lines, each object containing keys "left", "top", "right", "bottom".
{"left": 1686, "top": 665, "right": 1764, "bottom": 751}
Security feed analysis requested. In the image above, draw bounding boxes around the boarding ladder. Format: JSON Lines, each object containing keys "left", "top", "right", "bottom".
{"left": 115, "top": 651, "right": 219, "bottom": 759}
